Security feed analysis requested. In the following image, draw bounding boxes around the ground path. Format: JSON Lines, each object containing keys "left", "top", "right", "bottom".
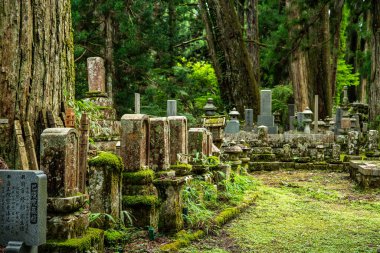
{"left": 180, "top": 170, "right": 380, "bottom": 253}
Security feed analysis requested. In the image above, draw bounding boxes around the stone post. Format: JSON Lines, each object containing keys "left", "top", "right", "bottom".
{"left": 79, "top": 113, "right": 89, "bottom": 193}
{"left": 188, "top": 128, "right": 209, "bottom": 156}
{"left": 314, "top": 95, "right": 318, "bottom": 134}
{"left": 149, "top": 117, "right": 170, "bottom": 171}
{"left": 168, "top": 116, "right": 188, "bottom": 165}
{"left": 135, "top": 93, "right": 140, "bottom": 114}
{"left": 244, "top": 109, "right": 254, "bottom": 131}
{"left": 167, "top": 100, "right": 177, "bottom": 116}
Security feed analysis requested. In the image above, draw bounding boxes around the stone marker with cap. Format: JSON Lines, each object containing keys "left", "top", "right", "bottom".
{"left": 225, "top": 108, "right": 240, "bottom": 134}
{"left": 0, "top": 170, "right": 47, "bottom": 253}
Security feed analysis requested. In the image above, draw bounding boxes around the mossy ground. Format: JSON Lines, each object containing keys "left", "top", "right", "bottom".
{"left": 179, "top": 170, "right": 380, "bottom": 253}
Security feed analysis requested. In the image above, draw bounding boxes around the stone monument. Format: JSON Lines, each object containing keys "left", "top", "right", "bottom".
{"left": 257, "top": 90, "right": 278, "bottom": 134}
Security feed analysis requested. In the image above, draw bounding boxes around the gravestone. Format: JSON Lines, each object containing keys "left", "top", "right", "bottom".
{"left": 244, "top": 109, "right": 254, "bottom": 131}
{"left": 40, "top": 128, "right": 79, "bottom": 197}
{"left": 297, "top": 112, "right": 304, "bottom": 132}
{"left": 87, "top": 57, "right": 106, "bottom": 93}
{"left": 257, "top": 90, "right": 277, "bottom": 134}
{"left": 335, "top": 107, "right": 343, "bottom": 134}
{"left": 167, "top": 100, "right": 177, "bottom": 117}
{"left": 120, "top": 114, "right": 150, "bottom": 171}
{"left": 0, "top": 170, "right": 47, "bottom": 250}
{"left": 168, "top": 116, "right": 188, "bottom": 164}
{"left": 225, "top": 108, "right": 240, "bottom": 134}
{"left": 288, "top": 104, "right": 295, "bottom": 130}
{"left": 135, "top": 93, "right": 140, "bottom": 114}
{"left": 188, "top": 128, "right": 209, "bottom": 156}
{"left": 149, "top": 117, "right": 170, "bottom": 171}
{"left": 314, "top": 95, "right": 319, "bottom": 133}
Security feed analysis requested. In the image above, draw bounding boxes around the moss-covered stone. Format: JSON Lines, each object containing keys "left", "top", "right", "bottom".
{"left": 160, "top": 230, "right": 205, "bottom": 252}
{"left": 170, "top": 163, "right": 192, "bottom": 176}
{"left": 123, "top": 169, "right": 154, "bottom": 184}
{"left": 122, "top": 195, "right": 159, "bottom": 207}
{"left": 89, "top": 152, "right": 123, "bottom": 171}
{"left": 41, "top": 228, "right": 104, "bottom": 253}
{"left": 104, "top": 229, "right": 129, "bottom": 246}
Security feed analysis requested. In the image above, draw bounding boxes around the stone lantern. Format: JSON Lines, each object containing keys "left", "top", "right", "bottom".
{"left": 223, "top": 141, "right": 242, "bottom": 173}
{"left": 229, "top": 108, "right": 240, "bottom": 120}
{"left": 225, "top": 108, "right": 240, "bottom": 134}
{"left": 203, "top": 98, "right": 217, "bottom": 116}
{"left": 302, "top": 107, "right": 313, "bottom": 134}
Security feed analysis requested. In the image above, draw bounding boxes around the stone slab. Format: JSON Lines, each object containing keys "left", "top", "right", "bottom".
{"left": 260, "top": 90, "right": 272, "bottom": 115}
{"left": 224, "top": 120, "right": 240, "bottom": 134}
{"left": 0, "top": 170, "right": 47, "bottom": 246}
{"left": 257, "top": 115, "right": 274, "bottom": 127}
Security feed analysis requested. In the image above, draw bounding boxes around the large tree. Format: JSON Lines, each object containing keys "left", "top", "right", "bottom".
{"left": 0, "top": 0, "right": 75, "bottom": 168}
{"left": 199, "top": 0, "right": 260, "bottom": 116}
{"left": 370, "top": 0, "right": 380, "bottom": 122}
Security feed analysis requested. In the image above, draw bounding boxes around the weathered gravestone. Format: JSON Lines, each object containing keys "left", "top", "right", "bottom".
{"left": 244, "top": 109, "right": 254, "bottom": 131}
{"left": 168, "top": 116, "right": 188, "bottom": 165}
{"left": 135, "top": 93, "right": 141, "bottom": 114}
{"left": 87, "top": 57, "right": 106, "bottom": 93}
{"left": 257, "top": 90, "right": 278, "bottom": 134}
{"left": 149, "top": 117, "right": 170, "bottom": 171}
{"left": 0, "top": 170, "right": 47, "bottom": 252}
{"left": 167, "top": 100, "right": 177, "bottom": 117}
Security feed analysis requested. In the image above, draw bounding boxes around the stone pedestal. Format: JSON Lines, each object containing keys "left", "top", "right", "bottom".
{"left": 153, "top": 177, "right": 186, "bottom": 233}
{"left": 203, "top": 116, "right": 225, "bottom": 148}
{"left": 88, "top": 152, "right": 122, "bottom": 228}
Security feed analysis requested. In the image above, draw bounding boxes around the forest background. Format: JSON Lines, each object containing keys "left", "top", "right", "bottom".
{"left": 72, "top": 0, "right": 374, "bottom": 126}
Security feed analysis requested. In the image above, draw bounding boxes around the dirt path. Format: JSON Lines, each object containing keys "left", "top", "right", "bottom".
{"left": 180, "top": 170, "right": 380, "bottom": 253}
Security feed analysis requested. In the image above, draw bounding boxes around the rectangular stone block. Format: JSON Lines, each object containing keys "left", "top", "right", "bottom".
{"left": 167, "top": 100, "right": 177, "bottom": 116}
{"left": 188, "top": 128, "right": 208, "bottom": 156}
{"left": 168, "top": 116, "right": 188, "bottom": 164}
{"left": 244, "top": 109, "right": 254, "bottom": 130}
{"left": 224, "top": 120, "right": 240, "bottom": 134}
{"left": 257, "top": 115, "right": 274, "bottom": 126}
{"left": 40, "top": 128, "right": 79, "bottom": 197}
{"left": 0, "top": 170, "right": 47, "bottom": 246}
{"left": 121, "top": 114, "right": 150, "bottom": 171}
{"left": 260, "top": 90, "right": 272, "bottom": 115}
{"left": 150, "top": 117, "right": 170, "bottom": 170}
{"left": 87, "top": 57, "right": 106, "bottom": 93}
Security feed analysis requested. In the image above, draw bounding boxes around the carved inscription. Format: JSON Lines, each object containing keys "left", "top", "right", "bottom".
{"left": 0, "top": 170, "right": 47, "bottom": 246}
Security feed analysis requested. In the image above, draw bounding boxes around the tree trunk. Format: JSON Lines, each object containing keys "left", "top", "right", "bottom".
{"left": 199, "top": 0, "right": 260, "bottom": 116}
{"left": 307, "top": 4, "right": 332, "bottom": 119}
{"left": 105, "top": 11, "right": 115, "bottom": 103}
{"left": 370, "top": 0, "right": 380, "bottom": 122}
{"left": 330, "top": 0, "right": 344, "bottom": 101}
{"left": 247, "top": 0, "right": 260, "bottom": 85}
{"left": 361, "top": 11, "right": 371, "bottom": 103}
{"left": 0, "top": 0, "right": 75, "bottom": 168}
{"left": 286, "top": 0, "right": 309, "bottom": 112}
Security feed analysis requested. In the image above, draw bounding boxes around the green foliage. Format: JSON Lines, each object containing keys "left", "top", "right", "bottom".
{"left": 88, "top": 152, "right": 123, "bottom": 171}
{"left": 335, "top": 4, "right": 360, "bottom": 105}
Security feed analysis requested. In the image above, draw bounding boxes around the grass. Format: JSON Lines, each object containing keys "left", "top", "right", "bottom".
{"left": 180, "top": 170, "right": 380, "bottom": 253}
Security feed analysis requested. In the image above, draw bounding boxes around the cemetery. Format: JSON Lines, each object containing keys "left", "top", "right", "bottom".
{"left": 3, "top": 1, "right": 380, "bottom": 252}
{"left": 1, "top": 56, "right": 380, "bottom": 252}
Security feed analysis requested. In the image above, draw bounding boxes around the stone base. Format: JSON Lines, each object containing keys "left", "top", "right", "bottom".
{"left": 47, "top": 195, "right": 88, "bottom": 213}
{"left": 47, "top": 210, "right": 90, "bottom": 240}
{"left": 122, "top": 195, "right": 159, "bottom": 229}
{"left": 251, "top": 153, "right": 276, "bottom": 162}
{"left": 249, "top": 162, "right": 295, "bottom": 171}
{"left": 40, "top": 228, "right": 104, "bottom": 253}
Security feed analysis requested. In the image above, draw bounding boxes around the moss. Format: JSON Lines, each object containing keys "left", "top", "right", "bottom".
{"left": 123, "top": 169, "right": 154, "bottom": 184}
{"left": 214, "top": 207, "right": 240, "bottom": 226}
{"left": 88, "top": 152, "right": 123, "bottom": 171}
{"left": 104, "top": 229, "right": 130, "bottom": 246}
{"left": 160, "top": 230, "right": 205, "bottom": 252}
{"left": 122, "top": 195, "right": 158, "bottom": 207}
{"left": 43, "top": 228, "right": 103, "bottom": 252}
{"left": 170, "top": 163, "right": 192, "bottom": 176}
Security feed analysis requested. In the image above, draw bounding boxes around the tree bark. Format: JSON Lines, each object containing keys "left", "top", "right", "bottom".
{"left": 330, "top": 0, "right": 344, "bottom": 101}
{"left": 0, "top": 0, "right": 75, "bottom": 167}
{"left": 199, "top": 0, "right": 260, "bottom": 116}
{"left": 247, "top": 0, "right": 260, "bottom": 85}
{"left": 105, "top": 11, "right": 115, "bottom": 103}
{"left": 370, "top": 0, "right": 380, "bottom": 122}
{"left": 286, "top": 0, "right": 309, "bottom": 112}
